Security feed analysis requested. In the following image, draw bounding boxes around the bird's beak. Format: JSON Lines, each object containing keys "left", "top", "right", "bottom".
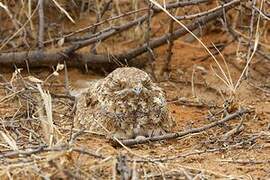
{"left": 132, "top": 86, "right": 142, "bottom": 95}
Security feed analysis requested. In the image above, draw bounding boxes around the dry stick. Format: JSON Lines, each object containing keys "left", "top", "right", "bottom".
{"left": 151, "top": 0, "right": 208, "bottom": 11}
{"left": 219, "top": 159, "right": 270, "bottom": 165}
{"left": 253, "top": 5, "right": 270, "bottom": 21}
{"left": 90, "top": 0, "right": 113, "bottom": 53}
{"left": 175, "top": 0, "right": 237, "bottom": 21}
{"left": 191, "top": 65, "right": 196, "bottom": 97}
{"left": 254, "top": 48, "right": 270, "bottom": 61}
{"left": 168, "top": 97, "right": 219, "bottom": 108}
{"left": 0, "top": 2, "right": 239, "bottom": 67}
{"left": 38, "top": 0, "right": 44, "bottom": 49}
{"left": 220, "top": 117, "right": 244, "bottom": 141}
{"left": 245, "top": 0, "right": 257, "bottom": 78}
{"left": 116, "top": 108, "right": 249, "bottom": 146}
{"left": 0, "top": 144, "right": 104, "bottom": 159}
{"left": 163, "top": 15, "right": 174, "bottom": 77}
{"left": 145, "top": 2, "right": 156, "bottom": 80}
{"left": 247, "top": 0, "right": 257, "bottom": 59}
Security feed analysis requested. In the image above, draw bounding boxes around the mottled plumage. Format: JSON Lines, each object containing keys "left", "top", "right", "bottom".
{"left": 74, "top": 67, "right": 174, "bottom": 139}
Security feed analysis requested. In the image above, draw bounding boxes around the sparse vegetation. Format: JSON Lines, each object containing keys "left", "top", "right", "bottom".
{"left": 0, "top": 0, "right": 269, "bottom": 179}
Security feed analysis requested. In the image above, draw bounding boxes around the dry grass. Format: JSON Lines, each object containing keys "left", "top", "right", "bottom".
{"left": 0, "top": 0, "right": 269, "bottom": 179}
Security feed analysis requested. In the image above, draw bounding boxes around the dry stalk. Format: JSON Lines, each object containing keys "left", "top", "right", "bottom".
{"left": 37, "top": 84, "right": 55, "bottom": 146}
{"left": 51, "top": 0, "right": 75, "bottom": 23}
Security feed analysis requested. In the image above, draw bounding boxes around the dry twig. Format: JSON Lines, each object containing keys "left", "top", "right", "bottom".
{"left": 115, "top": 108, "right": 249, "bottom": 146}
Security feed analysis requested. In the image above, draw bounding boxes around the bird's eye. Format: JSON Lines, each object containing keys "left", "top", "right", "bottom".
{"left": 142, "top": 79, "right": 151, "bottom": 87}
{"left": 112, "top": 80, "right": 124, "bottom": 89}
{"left": 112, "top": 80, "right": 119, "bottom": 86}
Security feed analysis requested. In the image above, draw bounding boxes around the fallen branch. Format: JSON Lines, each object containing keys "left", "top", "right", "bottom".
{"left": 0, "top": 0, "right": 239, "bottom": 67}
{"left": 0, "top": 50, "right": 111, "bottom": 67}
{"left": 115, "top": 108, "right": 249, "bottom": 146}
{"left": 0, "top": 144, "right": 104, "bottom": 159}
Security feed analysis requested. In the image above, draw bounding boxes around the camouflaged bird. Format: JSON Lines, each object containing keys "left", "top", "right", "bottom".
{"left": 74, "top": 67, "right": 174, "bottom": 139}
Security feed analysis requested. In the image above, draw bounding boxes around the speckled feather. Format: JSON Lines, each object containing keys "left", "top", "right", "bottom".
{"left": 74, "top": 67, "right": 174, "bottom": 139}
